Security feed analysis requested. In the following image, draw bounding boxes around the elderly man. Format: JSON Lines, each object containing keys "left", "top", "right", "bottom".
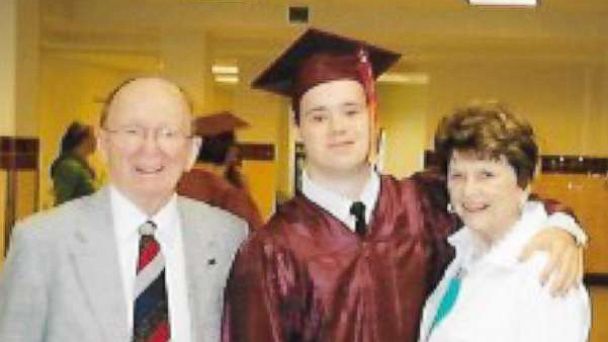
{"left": 0, "top": 77, "right": 248, "bottom": 341}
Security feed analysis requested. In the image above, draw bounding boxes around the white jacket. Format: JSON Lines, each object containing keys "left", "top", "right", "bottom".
{"left": 419, "top": 201, "right": 591, "bottom": 342}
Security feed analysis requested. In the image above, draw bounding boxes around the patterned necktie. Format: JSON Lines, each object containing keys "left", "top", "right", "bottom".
{"left": 350, "top": 201, "right": 367, "bottom": 236}
{"left": 133, "top": 220, "right": 170, "bottom": 342}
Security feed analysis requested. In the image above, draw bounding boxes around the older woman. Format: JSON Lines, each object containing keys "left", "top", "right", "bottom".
{"left": 419, "top": 105, "right": 590, "bottom": 342}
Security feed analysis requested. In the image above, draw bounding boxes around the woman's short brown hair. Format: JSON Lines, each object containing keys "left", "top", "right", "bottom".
{"left": 433, "top": 104, "right": 538, "bottom": 188}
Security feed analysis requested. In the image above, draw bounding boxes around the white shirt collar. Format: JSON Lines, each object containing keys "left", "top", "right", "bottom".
{"left": 301, "top": 167, "right": 380, "bottom": 231}
{"left": 448, "top": 200, "right": 548, "bottom": 270}
{"left": 109, "top": 185, "right": 190, "bottom": 340}
{"left": 109, "top": 185, "right": 179, "bottom": 247}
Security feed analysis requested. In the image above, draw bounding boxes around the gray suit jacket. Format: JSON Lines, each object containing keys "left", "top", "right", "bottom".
{"left": 0, "top": 187, "right": 248, "bottom": 342}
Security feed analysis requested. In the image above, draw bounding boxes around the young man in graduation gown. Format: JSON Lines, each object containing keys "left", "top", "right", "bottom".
{"left": 221, "top": 28, "right": 585, "bottom": 342}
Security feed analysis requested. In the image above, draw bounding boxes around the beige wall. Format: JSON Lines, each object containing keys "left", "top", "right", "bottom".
{"left": 14, "top": 0, "right": 40, "bottom": 137}
{"left": 230, "top": 90, "right": 282, "bottom": 219}
{"left": 378, "top": 83, "right": 429, "bottom": 178}
{"left": 0, "top": 0, "right": 17, "bottom": 136}
{"left": 0, "top": 0, "right": 18, "bottom": 263}
{"left": 318, "top": 61, "right": 608, "bottom": 183}
{"left": 15, "top": 171, "right": 38, "bottom": 224}
{"left": 424, "top": 61, "right": 608, "bottom": 156}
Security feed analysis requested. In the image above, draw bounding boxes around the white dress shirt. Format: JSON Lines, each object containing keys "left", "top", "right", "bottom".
{"left": 301, "top": 168, "right": 380, "bottom": 231}
{"left": 110, "top": 186, "right": 192, "bottom": 342}
{"left": 419, "top": 201, "right": 591, "bottom": 342}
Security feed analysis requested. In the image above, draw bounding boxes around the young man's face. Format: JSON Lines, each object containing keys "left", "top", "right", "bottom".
{"left": 297, "top": 79, "right": 371, "bottom": 179}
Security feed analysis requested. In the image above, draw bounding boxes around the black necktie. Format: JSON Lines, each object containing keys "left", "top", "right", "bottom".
{"left": 350, "top": 201, "right": 367, "bottom": 237}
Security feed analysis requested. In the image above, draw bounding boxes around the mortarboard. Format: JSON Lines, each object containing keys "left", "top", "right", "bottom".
{"left": 251, "top": 28, "right": 401, "bottom": 100}
{"left": 193, "top": 111, "right": 249, "bottom": 137}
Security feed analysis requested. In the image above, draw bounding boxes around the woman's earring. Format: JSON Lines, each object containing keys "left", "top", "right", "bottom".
{"left": 447, "top": 203, "right": 454, "bottom": 213}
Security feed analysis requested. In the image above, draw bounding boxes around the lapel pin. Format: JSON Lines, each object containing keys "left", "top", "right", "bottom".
{"left": 207, "top": 258, "right": 216, "bottom": 266}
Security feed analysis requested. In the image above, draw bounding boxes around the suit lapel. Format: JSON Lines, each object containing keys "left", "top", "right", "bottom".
{"left": 179, "top": 198, "right": 222, "bottom": 341}
{"left": 69, "top": 188, "right": 130, "bottom": 341}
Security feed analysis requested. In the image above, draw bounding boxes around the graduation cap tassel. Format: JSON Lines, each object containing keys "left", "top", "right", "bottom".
{"left": 356, "top": 47, "right": 379, "bottom": 165}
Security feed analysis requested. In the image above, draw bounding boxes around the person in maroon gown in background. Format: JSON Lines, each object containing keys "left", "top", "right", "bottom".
{"left": 178, "top": 111, "right": 264, "bottom": 230}
{"left": 221, "top": 28, "right": 584, "bottom": 342}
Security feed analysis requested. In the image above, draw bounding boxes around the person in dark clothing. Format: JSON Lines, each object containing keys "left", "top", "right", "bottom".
{"left": 50, "top": 121, "right": 97, "bottom": 205}
{"left": 178, "top": 112, "right": 264, "bottom": 230}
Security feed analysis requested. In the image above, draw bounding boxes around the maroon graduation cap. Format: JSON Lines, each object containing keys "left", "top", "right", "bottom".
{"left": 193, "top": 111, "right": 249, "bottom": 137}
{"left": 251, "top": 28, "right": 401, "bottom": 100}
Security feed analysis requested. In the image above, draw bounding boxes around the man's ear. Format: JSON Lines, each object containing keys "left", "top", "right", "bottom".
{"left": 96, "top": 128, "right": 109, "bottom": 164}
{"left": 185, "top": 136, "right": 202, "bottom": 171}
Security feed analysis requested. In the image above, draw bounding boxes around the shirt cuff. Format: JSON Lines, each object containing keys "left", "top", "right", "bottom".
{"left": 546, "top": 212, "right": 588, "bottom": 247}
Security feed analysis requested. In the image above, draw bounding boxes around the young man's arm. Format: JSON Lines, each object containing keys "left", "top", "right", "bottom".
{"left": 410, "top": 168, "right": 585, "bottom": 295}
{"left": 520, "top": 196, "right": 586, "bottom": 296}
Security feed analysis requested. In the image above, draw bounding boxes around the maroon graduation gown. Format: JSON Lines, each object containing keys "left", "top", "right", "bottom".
{"left": 221, "top": 172, "right": 573, "bottom": 342}
{"left": 178, "top": 167, "right": 264, "bottom": 230}
{"left": 222, "top": 174, "right": 455, "bottom": 342}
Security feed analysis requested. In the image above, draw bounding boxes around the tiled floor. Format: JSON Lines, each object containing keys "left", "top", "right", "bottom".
{"left": 590, "top": 286, "right": 608, "bottom": 342}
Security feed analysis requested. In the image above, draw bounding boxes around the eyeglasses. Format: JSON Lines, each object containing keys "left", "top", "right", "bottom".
{"left": 102, "top": 126, "right": 192, "bottom": 149}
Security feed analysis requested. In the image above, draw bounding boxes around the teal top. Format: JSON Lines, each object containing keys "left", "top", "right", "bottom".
{"left": 430, "top": 276, "right": 462, "bottom": 332}
{"left": 51, "top": 154, "right": 96, "bottom": 205}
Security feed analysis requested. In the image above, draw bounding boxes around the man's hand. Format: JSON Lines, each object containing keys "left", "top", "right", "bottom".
{"left": 519, "top": 228, "right": 584, "bottom": 296}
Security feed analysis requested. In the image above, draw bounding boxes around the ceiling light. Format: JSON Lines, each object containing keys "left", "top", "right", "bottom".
{"left": 211, "top": 65, "right": 239, "bottom": 75}
{"left": 378, "top": 72, "right": 429, "bottom": 85}
{"left": 467, "top": 0, "right": 537, "bottom": 6}
{"left": 214, "top": 75, "right": 239, "bottom": 84}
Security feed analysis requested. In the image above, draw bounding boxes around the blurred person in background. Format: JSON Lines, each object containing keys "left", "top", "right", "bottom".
{"left": 178, "top": 111, "right": 264, "bottom": 230}
{"left": 50, "top": 121, "right": 97, "bottom": 205}
{"left": 418, "top": 104, "right": 590, "bottom": 342}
